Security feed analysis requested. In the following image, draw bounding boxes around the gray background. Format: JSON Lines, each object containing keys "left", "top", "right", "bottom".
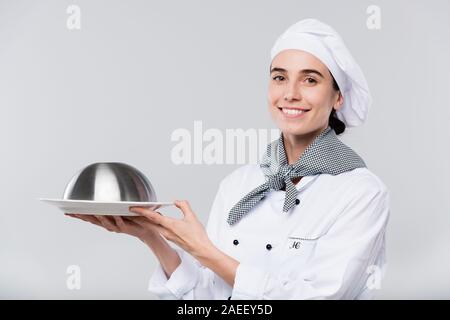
{"left": 1, "top": 0, "right": 449, "bottom": 299}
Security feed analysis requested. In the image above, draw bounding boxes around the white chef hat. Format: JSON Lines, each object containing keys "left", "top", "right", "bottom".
{"left": 270, "top": 18, "right": 371, "bottom": 127}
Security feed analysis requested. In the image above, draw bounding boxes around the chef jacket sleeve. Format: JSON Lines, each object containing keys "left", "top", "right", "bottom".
{"left": 147, "top": 179, "right": 226, "bottom": 300}
{"left": 231, "top": 176, "right": 391, "bottom": 300}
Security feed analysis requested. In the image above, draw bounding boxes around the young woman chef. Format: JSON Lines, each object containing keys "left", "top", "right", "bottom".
{"left": 67, "top": 18, "right": 390, "bottom": 300}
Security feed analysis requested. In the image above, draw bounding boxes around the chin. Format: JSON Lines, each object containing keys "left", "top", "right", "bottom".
{"left": 283, "top": 127, "right": 312, "bottom": 137}
{"left": 277, "top": 122, "right": 311, "bottom": 136}
{"left": 277, "top": 119, "right": 330, "bottom": 138}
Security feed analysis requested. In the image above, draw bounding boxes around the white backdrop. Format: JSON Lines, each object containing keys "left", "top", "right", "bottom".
{"left": 1, "top": 0, "right": 449, "bottom": 299}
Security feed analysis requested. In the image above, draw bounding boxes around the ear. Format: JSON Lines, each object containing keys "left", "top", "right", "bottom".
{"left": 334, "top": 91, "right": 344, "bottom": 111}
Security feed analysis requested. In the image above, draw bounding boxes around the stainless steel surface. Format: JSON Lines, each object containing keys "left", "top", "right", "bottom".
{"left": 63, "top": 162, "right": 157, "bottom": 202}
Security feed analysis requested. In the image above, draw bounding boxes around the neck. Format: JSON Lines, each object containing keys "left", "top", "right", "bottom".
{"left": 282, "top": 125, "right": 329, "bottom": 165}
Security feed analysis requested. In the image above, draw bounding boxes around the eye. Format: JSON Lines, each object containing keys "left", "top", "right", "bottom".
{"left": 305, "top": 77, "right": 317, "bottom": 84}
{"left": 272, "top": 75, "right": 285, "bottom": 82}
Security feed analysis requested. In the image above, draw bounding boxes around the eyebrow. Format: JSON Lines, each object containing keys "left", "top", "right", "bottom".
{"left": 270, "top": 67, "right": 325, "bottom": 78}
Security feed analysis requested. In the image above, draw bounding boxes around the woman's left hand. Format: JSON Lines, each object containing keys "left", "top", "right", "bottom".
{"left": 129, "top": 200, "right": 214, "bottom": 259}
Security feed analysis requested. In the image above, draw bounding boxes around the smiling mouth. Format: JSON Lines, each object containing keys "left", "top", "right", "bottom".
{"left": 277, "top": 107, "right": 311, "bottom": 116}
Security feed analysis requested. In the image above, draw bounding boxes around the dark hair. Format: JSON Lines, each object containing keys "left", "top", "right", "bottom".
{"left": 329, "top": 75, "right": 346, "bottom": 135}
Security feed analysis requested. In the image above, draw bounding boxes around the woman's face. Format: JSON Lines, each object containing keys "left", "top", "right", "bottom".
{"left": 268, "top": 49, "right": 343, "bottom": 137}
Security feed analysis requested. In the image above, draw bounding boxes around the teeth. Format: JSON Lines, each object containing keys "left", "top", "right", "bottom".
{"left": 282, "top": 108, "right": 304, "bottom": 115}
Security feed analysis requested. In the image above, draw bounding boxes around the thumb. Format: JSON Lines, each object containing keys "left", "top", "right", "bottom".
{"left": 174, "top": 200, "right": 195, "bottom": 220}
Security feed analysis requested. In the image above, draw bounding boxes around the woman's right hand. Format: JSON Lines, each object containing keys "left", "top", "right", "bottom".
{"left": 65, "top": 213, "right": 161, "bottom": 243}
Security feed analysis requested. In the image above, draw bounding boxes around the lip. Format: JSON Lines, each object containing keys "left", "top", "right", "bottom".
{"left": 279, "top": 106, "right": 310, "bottom": 111}
{"left": 278, "top": 107, "right": 310, "bottom": 119}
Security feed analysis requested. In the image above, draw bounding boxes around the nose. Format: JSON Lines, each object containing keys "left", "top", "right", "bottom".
{"left": 284, "top": 82, "right": 302, "bottom": 101}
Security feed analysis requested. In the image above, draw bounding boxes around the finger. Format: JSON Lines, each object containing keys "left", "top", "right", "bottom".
{"left": 151, "top": 223, "right": 179, "bottom": 242}
{"left": 112, "top": 215, "right": 141, "bottom": 230}
{"left": 112, "top": 215, "right": 127, "bottom": 230}
{"left": 129, "top": 207, "right": 174, "bottom": 228}
{"left": 126, "top": 214, "right": 175, "bottom": 241}
{"left": 145, "top": 218, "right": 183, "bottom": 244}
{"left": 127, "top": 216, "right": 153, "bottom": 226}
{"left": 124, "top": 217, "right": 153, "bottom": 229}
{"left": 96, "top": 215, "right": 119, "bottom": 232}
{"left": 173, "top": 200, "right": 195, "bottom": 220}
{"left": 129, "top": 207, "right": 163, "bottom": 216}
{"left": 67, "top": 214, "right": 103, "bottom": 227}
{"left": 65, "top": 213, "right": 84, "bottom": 218}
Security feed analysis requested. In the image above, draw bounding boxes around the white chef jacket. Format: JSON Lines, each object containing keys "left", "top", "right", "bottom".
{"left": 148, "top": 164, "right": 390, "bottom": 300}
